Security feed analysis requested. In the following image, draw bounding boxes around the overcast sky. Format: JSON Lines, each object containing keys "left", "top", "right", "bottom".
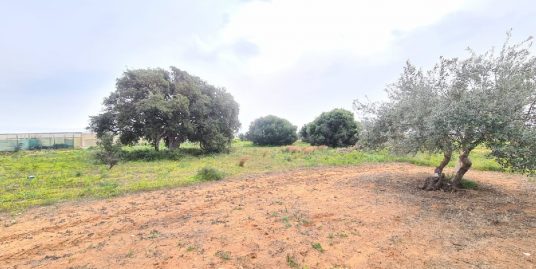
{"left": 1, "top": 0, "right": 535, "bottom": 133}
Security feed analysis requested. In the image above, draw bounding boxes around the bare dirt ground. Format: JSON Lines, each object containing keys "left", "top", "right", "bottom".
{"left": 1, "top": 163, "right": 535, "bottom": 269}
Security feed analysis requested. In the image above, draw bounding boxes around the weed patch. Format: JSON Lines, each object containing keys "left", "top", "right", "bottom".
{"left": 195, "top": 167, "right": 224, "bottom": 181}
{"left": 286, "top": 254, "right": 300, "bottom": 268}
{"left": 312, "top": 243, "right": 324, "bottom": 253}
{"left": 215, "top": 250, "right": 231, "bottom": 260}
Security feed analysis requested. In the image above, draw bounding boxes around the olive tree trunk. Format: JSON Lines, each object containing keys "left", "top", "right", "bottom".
{"left": 422, "top": 148, "right": 472, "bottom": 191}
{"left": 422, "top": 149, "right": 452, "bottom": 191}
{"left": 452, "top": 149, "right": 472, "bottom": 188}
{"left": 167, "top": 137, "right": 181, "bottom": 150}
{"left": 435, "top": 149, "right": 452, "bottom": 175}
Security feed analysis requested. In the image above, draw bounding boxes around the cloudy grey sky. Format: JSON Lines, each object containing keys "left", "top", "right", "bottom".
{"left": 1, "top": 0, "right": 535, "bottom": 133}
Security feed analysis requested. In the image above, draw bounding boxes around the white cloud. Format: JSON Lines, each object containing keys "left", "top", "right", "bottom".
{"left": 218, "top": 0, "right": 473, "bottom": 75}
{"left": 4, "top": 0, "right": 523, "bottom": 133}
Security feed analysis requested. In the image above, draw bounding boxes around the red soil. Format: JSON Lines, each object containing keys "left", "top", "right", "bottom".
{"left": 1, "top": 163, "right": 535, "bottom": 268}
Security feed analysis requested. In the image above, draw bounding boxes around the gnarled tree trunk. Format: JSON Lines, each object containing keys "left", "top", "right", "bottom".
{"left": 452, "top": 149, "right": 472, "bottom": 189}
{"left": 422, "top": 149, "right": 452, "bottom": 191}
{"left": 435, "top": 149, "right": 452, "bottom": 175}
{"left": 422, "top": 148, "right": 473, "bottom": 191}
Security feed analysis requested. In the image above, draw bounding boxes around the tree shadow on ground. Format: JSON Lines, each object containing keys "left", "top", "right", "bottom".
{"left": 345, "top": 170, "right": 536, "bottom": 233}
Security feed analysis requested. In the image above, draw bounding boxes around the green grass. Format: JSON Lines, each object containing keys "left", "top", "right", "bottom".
{"left": 0, "top": 140, "right": 503, "bottom": 212}
{"left": 312, "top": 242, "right": 324, "bottom": 253}
{"left": 286, "top": 254, "right": 300, "bottom": 268}
{"left": 460, "top": 179, "right": 478, "bottom": 189}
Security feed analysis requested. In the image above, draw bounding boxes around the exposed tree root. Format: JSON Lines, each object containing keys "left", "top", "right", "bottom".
{"left": 421, "top": 173, "right": 455, "bottom": 191}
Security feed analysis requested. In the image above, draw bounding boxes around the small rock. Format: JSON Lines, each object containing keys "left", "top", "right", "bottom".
{"left": 3, "top": 219, "right": 17, "bottom": 227}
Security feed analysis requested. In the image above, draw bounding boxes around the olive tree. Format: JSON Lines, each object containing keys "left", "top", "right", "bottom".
{"left": 355, "top": 34, "right": 536, "bottom": 190}
{"left": 89, "top": 67, "right": 240, "bottom": 153}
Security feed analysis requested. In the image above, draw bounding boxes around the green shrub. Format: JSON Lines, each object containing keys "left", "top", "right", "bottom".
{"left": 121, "top": 148, "right": 187, "bottom": 161}
{"left": 94, "top": 133, "right": 122, "bottom": 169}
{"left": 195, "top": 167, "right": 224, "bottom": 181}
{"left": 246, "top": 115, "right": 298, "bottom": 146}
{"left": 301, "top": 109, "right": 360, "bottom": 147}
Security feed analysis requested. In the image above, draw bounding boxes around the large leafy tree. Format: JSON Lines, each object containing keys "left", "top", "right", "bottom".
{"left": 300, "top": 109, "right": 360, "bottom": 147}
{"left": 246, "top": 115, "right": 298, "bottom": 146}
{"left": 355, "top": 34, "right": 536, "bottom": 190}
{"left": 89, "top": 67, "right": 240, "bottom": 152}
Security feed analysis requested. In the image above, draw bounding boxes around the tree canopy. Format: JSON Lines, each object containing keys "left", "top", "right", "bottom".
{"left": 300, "top": 109, "right": 360, "bottom": 147}
{"left": 355, "top": 33, "right": 536, "bottom": 190}
{"left": 246, "top": 115, "right": 298, "bottom": 146}
{"left": 89, "top": 67, "right": 240, "bottom": 153}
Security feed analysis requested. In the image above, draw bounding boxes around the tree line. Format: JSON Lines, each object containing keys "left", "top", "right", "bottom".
{"left": 90, "top": 33, "right": 535, "bottom": 190}
{"left": 89, "top": 67, "right": 361, "bottom": 152}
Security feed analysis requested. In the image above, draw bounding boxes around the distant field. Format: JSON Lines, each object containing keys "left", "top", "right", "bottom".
{"left": 0, "top": 141, "right": 503, "bottom": 212}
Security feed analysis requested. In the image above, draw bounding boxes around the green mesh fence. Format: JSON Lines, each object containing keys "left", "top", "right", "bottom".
{"left": 0, "top": 133, "right": 85, "bottom": 152}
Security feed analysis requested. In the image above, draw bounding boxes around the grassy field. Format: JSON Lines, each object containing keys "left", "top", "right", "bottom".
{"left": 0, "top": 141, "right": 502, "bottom": 212}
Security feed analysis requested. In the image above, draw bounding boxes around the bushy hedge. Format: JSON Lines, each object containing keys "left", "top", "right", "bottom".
{"left": 246, "top": 115, "right": 298, "bottom": 146}
{"left": 300, "top": 109, "right": 360, "bottom": 147}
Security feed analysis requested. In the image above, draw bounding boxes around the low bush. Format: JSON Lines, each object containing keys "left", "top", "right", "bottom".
{"left": 301, "top": 109, "right": 360, "bottom": 147}
{"left": 94, "top": 133, "right": 122, "bottom": 169}
{"left": 121, "top": 148, "right": 189, "bottom": 161}
{"left": 246, "top": 115, "right": 298, "bottom": 146}
{"left": 195, "top": 167, "right": 224, "bottom": 181}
